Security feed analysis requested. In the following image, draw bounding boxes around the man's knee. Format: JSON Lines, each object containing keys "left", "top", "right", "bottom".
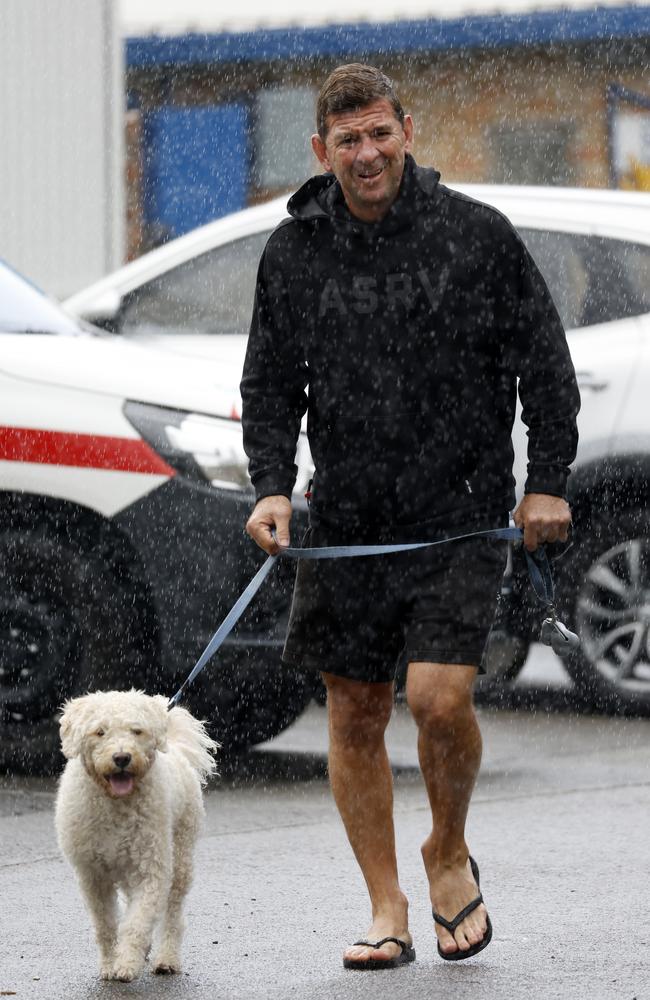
{"left": 406, "top": 662, "right": 477, "bottom": 731}
{"left": 323, "top": 672, "right": 394, "bottom": 747}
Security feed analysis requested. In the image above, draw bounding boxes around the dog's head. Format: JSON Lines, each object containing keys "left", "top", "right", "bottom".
{"left": 59, "top": 690, "right": 170, "bottom": 798}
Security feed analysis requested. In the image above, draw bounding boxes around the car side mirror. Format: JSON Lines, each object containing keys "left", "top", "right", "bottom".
{"left": 76, "top": 288, "right": 124, "bottom": 332}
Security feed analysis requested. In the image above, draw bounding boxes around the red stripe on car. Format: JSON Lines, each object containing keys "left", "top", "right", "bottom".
{"left": 0, "top": 426, "right": 176, "bottom": 476}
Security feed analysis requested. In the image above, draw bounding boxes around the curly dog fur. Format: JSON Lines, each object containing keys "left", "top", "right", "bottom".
{"left": 55, "top": 689, "right": 218, "bottom": 982}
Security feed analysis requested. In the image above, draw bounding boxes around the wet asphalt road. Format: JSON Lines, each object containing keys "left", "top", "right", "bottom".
{"left": 1, "top": 647, "right": 650, "bottom": 1000}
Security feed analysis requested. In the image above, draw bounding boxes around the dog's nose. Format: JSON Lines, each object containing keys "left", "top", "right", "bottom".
{"left": 112, "top": 753, "right": 132, "bottom": 770}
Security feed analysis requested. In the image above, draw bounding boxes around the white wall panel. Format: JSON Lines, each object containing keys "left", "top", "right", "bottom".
{"left": 0, "top": 0, "right": 124, "bottom": 297}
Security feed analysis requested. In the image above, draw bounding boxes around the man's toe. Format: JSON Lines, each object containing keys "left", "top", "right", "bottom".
{"left": 465, "top": 924, "right": 483, "bottom": 947}
{"left": 456, "top": 931, "right": 472, "bottom": 951}
{"left": 345, "top": 939, "right": 404, "bottom": 963}
{"left": 437, "top": 930, "right": 459, "bottom": 954}
{"left": 344, "top": 945, "right": 372, "bottom": 962}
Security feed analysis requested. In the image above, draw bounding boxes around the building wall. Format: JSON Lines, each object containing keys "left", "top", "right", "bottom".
{"left": 125, "top": 35, "right": 650, "bottom": 255}
{"left": 0, "top": 0, "right": 124, "bottom": 296}
{"left": 390, "top": 42, "right": 648, "bottom": 187}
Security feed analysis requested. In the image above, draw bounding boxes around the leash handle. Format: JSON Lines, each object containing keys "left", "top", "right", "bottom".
{"left": 523, "top": 543, "right": 581, "bottom": 655}
{"left": 523, "top": 546, "right": 555, "bottom": 606}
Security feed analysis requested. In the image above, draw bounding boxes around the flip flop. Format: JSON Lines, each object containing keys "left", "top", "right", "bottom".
{"left": 432, "top": 856, "right": 493, "bottom": 961}
{"left": 343, "top": 935, "right": 416, "bottom": 971}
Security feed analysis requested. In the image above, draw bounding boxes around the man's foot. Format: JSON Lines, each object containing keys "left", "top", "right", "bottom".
{"left": 424, "top": 848, "right": 489, "bottom": 957}
{"left": 343, "top": 909, "right": 412, "bottom": 968}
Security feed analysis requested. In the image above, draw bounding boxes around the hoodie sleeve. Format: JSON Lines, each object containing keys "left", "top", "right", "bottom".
{"left": 240, "top": 241, "right": 309, "bottom": 503}
{"left": 504, "top": 236, "right": 581, "bottom": 499}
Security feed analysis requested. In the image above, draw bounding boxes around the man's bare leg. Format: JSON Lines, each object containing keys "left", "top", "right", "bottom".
{"left": 322, "top": 672, "right": 411, "bottom": 965}
{"left": 406, "top": 661, "right": 489, "bottom": 957}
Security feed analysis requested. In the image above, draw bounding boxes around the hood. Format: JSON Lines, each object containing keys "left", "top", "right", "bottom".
{"left": 117, "top": 329, "right": 247, "bottom": 374}
{"left": 287, "top": 154, "right": 441, "bottom": 236}
{"left": 0, "top": 331, "right": 241, "bottom": 418}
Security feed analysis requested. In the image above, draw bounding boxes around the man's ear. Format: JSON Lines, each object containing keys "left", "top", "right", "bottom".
{"left": 311, "top": 133, "right": 332, "bottom": 173}
{"left": 403, "top": 114, "right": 414, "bottom": 154}
{"left": 59, "top": 700, "right": 83, "bottom": 759}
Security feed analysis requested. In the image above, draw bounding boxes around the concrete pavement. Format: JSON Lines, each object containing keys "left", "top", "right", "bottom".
{"left": 1, "top": 667, "right": 649, "bottom": 1000}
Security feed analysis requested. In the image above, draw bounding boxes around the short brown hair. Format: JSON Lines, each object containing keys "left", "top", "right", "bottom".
{"left": 316, "top": 63, "right": 405, "bottom": 139}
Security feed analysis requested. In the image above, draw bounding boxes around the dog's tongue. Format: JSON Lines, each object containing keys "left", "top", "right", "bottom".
{"left": 109, "top": 773, "right": 134, "bottom": 797}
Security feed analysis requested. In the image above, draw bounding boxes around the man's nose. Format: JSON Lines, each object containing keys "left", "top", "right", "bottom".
{"left": 356, "top": 134, "right": 381, "bottom": 161}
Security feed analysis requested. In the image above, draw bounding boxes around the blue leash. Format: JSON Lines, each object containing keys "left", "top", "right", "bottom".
{"left": 168, "top": 525, "right": 527, "bottom": 709}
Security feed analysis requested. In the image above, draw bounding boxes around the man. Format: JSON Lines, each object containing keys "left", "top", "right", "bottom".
{"left": 241, "top": 64, "right": 579, "bottom": 968}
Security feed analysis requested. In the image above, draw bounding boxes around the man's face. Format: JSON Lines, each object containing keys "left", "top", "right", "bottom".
{"left": 311, "top": 98, "right": 414, "bottom": 223}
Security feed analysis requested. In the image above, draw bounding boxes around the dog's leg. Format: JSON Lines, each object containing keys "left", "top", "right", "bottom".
{"left": 151, "top": 819, "right": 196, "bottom": 974}
{"left": 111, "top": 869, "right": 171, "bottom": 982}
{"left": 109, "top": 827, "right": 172, "bottom": 984}
{"left": 75, "top": 865, "right": 119, "bottom": 978}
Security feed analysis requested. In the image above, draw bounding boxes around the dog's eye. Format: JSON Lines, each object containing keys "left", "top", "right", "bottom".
{"left": 96, "top": 729, "right": 105, "bottom": 737}
{"left": 132, "top": 729, "right": 142, "bottom": 736}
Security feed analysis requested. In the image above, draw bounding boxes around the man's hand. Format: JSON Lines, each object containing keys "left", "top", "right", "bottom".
{"left": 245, "top": 495, "right": 293, "bottom": 555}
{"left": 513, "top": 493, "right": 572, "bottom": 552}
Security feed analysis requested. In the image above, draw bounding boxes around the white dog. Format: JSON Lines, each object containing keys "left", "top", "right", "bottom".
{"left": 55, "top": 689, "right": 218, "bottom": 982}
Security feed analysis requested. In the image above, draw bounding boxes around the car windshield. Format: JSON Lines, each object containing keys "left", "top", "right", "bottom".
{"left": 0, "top": 259, "right": 85, "bottom": 336}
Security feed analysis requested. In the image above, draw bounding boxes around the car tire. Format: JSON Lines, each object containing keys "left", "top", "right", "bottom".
{"left": 185, "top": 647, "right": 313, "bottom": 752}
{"left": 0, "top": 525, "right": 153, "bottom": 774}
{"left": 557, "top": 508, "right": 650, "bottom": 713}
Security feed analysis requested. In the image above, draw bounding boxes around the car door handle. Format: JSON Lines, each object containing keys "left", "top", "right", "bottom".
{"left": 576, "top": 372, "right": 609, "bottom": 392}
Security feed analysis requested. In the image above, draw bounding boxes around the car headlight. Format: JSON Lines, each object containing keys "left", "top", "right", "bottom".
{"left": 124, "top": 401, "right": 253, "bottom": 492}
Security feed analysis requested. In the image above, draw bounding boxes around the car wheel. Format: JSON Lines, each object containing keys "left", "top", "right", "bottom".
{"left": 185, "top": 647, "right": 313, "bottom": 752}
{"left": 557, "top": 509, "right": 650, "bottom": 712}
{"left": 0, "top": 526, "right": 153, "bottom": 773}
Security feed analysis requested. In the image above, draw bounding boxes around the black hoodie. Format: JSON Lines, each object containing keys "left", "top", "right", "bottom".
{"left": 241, "top": 155, "right": 580, "bottom": 541}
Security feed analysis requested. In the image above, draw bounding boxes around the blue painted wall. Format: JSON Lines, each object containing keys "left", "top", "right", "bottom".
{"left": 142, "top": 104, "right": 249, "bottom": 239}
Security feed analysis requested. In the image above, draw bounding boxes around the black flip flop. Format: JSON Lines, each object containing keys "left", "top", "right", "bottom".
{"left": 432, "top": 856, "right": 493, "bottom": 961}
{"left": 343, "top": 936, "right": 416, "bottom": 971}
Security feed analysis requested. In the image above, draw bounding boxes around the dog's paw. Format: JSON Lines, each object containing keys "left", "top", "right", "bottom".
{"left": 109, "top": 959, "right": 145, "bottom": 982}
{"left": 152, "top": 962, "right": 180, "bottom": 975}
{"left": 152, "top": 954, "right": 181, "bottom": 975}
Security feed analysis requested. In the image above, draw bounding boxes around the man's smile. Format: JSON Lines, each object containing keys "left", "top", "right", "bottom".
{"left": 357, "top": 165, "right": 385, "bottom": 180}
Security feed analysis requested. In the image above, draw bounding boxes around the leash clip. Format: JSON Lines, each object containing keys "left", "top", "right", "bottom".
{"left": 524, "top": 547, "right": 580, "bottom": 657}
{"left": 540, "top": 607, "right": 581, "bottom": 655}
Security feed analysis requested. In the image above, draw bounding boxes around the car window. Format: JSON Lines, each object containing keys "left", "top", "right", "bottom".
{"left": 0, "top": 259, "right": 83, "bottom": 336}
{"left": 119, "top": 231, "right": 271, "bottom": 337}
{"left": 117, "top": 225, "right": 650, "bottom": 340}
{"left": 519, "top": 230, "right": 650, "bottom": 331}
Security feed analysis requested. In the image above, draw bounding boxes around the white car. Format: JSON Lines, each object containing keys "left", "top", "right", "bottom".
{"left": 0, "top": 259, "right": 314, "bottom": 772}
{"left": 65, "top": 187, "right": 650, "bottom": 713}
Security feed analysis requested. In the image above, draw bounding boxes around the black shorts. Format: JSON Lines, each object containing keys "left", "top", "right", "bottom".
{"left": 282, "top": 525, "right": 508, "bottom": 684}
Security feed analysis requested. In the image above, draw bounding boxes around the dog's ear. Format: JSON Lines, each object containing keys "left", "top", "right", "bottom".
{"left": 59, "top": 699, "right": 84, "bottom": 759}
{"left": 149, "top": 695, "right": 170, "bottom": 752}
